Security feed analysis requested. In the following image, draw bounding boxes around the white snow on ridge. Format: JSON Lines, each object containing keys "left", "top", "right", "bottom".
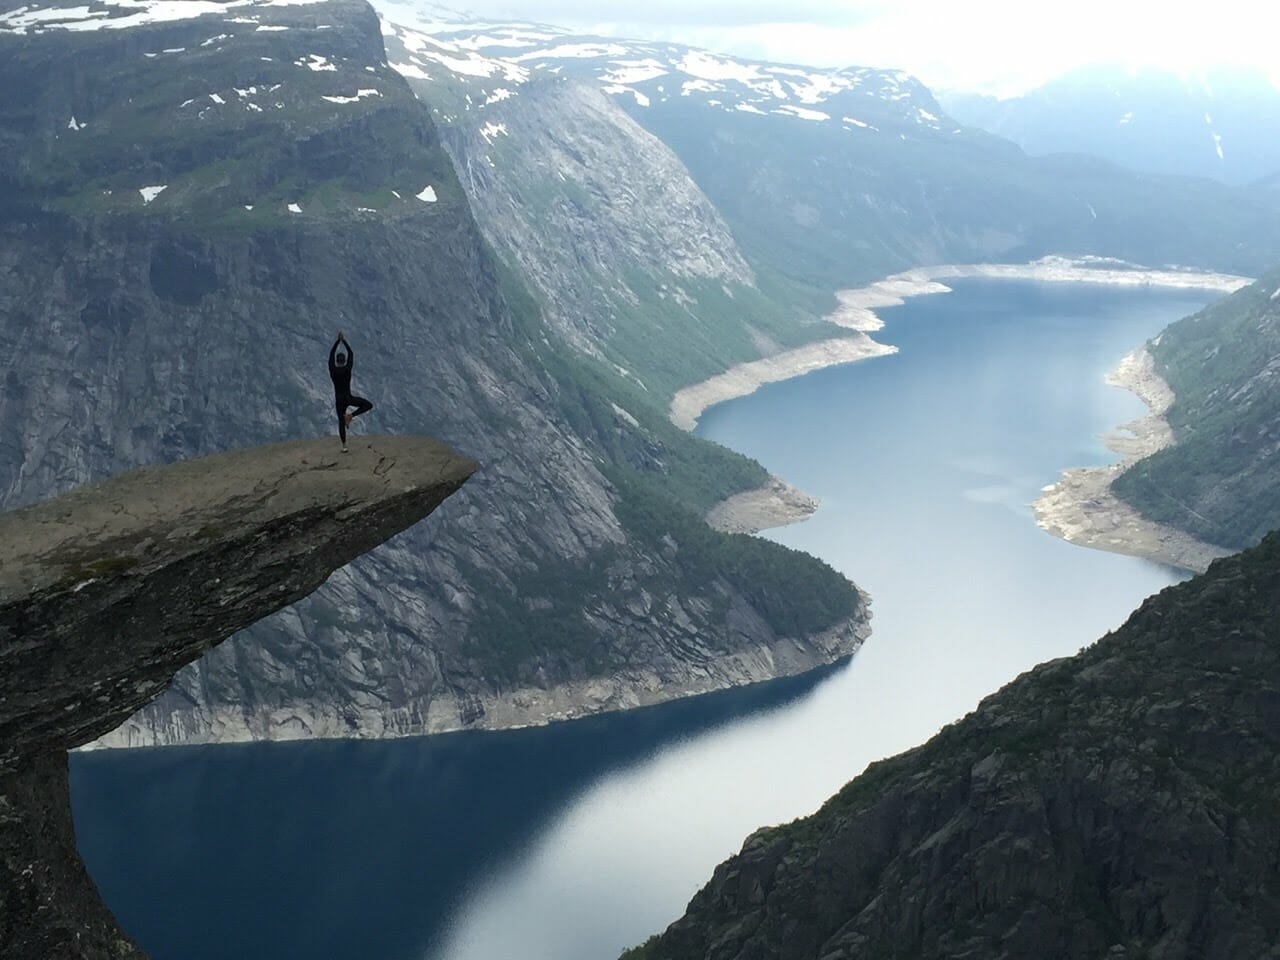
{"left": 1270, "top": 287, "right": 1279, "bottom": 301}
{"left": 0, "top": 0, "right": 333, "bottom": 34}
{"left": 735, "top": 103, "right": 765, "bottom": 114}
{"left": 483, "top": 87, "right": 513, "bottom": 105}
{"left": 208, "top": 92, "right": 226, "bottom": 103}
{"left": 138, "top": 185, "right": 167, "bottom": 204}
{"left": 391, "top": 24, "right": 528, "bottom": 83}
{"left": 415, "top": 185, "right": 437, "bottom": 202}
{"left": 677, "top": 49, "right": 763, "bottom": 84}
{"left": 479, "top": 121, "right": 507, "bottom": 142}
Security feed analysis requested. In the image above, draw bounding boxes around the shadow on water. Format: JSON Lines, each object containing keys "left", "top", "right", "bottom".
{"left": 70, "top": 658, "right": 849, "bottom": 960}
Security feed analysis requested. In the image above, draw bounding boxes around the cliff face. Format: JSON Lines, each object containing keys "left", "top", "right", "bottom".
{"left": 0, "top": 0, "right": 868, "bottom": 749}
{"left": 0, "top": 435, "right": 475, "bottom": 960}
{"left": 627, "top": 531, "right": 1280, "bottom": 960}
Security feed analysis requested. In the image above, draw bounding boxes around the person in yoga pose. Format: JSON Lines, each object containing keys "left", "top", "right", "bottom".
{"left": 328, "top": 330, "right": 373, "bottom": 452}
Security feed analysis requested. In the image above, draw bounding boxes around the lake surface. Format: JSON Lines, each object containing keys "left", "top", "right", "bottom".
{"left": 71, "top": 279, "right": 1217, "bottom": 960}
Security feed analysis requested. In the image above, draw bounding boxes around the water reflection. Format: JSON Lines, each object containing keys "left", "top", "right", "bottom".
{"left": 70, "top": 661, "right": 843, "bottom": 960}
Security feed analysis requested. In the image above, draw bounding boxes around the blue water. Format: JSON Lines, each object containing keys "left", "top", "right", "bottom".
{"left": 71, "top": 279, "right": 1217, "bottom": 960}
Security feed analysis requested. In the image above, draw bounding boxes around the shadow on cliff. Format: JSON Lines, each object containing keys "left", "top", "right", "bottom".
{"left": 70, "top": 659, "right": 848, "bottom": 960}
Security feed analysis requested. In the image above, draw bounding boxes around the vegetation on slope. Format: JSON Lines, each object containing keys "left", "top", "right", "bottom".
{"left": 1113, "top": 265, "right": 1280, "bottom": 548}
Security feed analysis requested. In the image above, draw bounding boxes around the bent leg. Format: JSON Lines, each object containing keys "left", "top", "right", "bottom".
{"left": 348, "top": 395, "right": 373, "bottom": 419}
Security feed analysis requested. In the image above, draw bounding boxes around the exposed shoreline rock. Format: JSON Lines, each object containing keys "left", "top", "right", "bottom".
{"left": 1033, "top": 348, "right": 1235, "bottom": 573}
{"left": 704, "top": 477, "right": 818, "bottom": 536}
{"left": 89, "top": 610, "right": 870, "bottom": 748}
{"left": 0, "top": 436, "right": 475, "bottom": 960}
{"left": 671, "top": 255, "right": 1251, "bottom": 433}
{"left": 687, "top": 256, "right": 1251, "bottom": 563}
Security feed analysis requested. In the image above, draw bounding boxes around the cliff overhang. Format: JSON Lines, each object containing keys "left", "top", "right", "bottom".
{"left": 0, "top": 435, "right": 476, "bottom": 958}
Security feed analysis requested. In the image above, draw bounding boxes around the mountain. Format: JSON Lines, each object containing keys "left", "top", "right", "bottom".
{"left": 942, "top": 64, "right": 1280, "bottom": 187}
{"left": 1112, "top": 264, "right": 1280, "bottom": 549}
{"left": 0, "top": 0, "right": 868, "bottom": 748}
{"left": 373, "top": 3, "right": 1280, "bottom": 293}
{"left": 623, "top": 530, "right": 1280, "bottom": 960}
{"left": 376, "top": 14, "right": 854, "bottom": 399}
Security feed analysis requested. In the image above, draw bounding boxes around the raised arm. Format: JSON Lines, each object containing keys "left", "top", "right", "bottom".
{"left": 328, "top": 332, "right": 351, "bottom": 373}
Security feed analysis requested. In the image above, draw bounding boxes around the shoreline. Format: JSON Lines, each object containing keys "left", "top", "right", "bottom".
{"left": 691, "top": 255, "right": 1251, "bottom": 549}
{"left": 705, "top": 476, "right": 818, "bottom": 535}
{"left": 1031, "top": 347, "right": 1235, "bottom": 574}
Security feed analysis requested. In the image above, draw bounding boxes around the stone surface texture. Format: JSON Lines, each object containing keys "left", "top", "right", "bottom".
{"left": 0, "top": 435, "right": 474, "bottom": 960}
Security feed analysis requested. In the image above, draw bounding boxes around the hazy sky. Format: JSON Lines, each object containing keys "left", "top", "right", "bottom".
{"left": 439, "top": 0, "right": 1280, "bottom": 95}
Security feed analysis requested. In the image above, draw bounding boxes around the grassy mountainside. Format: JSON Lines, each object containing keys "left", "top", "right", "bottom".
{"left": 1113, "top": 266, "right": 1280, "bottom": 549}
{"left": 624, "top": 530, "right": 1280, "bottom": 960}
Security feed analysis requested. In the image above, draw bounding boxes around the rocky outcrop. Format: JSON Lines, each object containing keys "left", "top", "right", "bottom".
{"left": 0, "top": 435, "right": 475, "bottom": 960}
{"left": 626, "top": 530, "right": 1280, "bottom": 960}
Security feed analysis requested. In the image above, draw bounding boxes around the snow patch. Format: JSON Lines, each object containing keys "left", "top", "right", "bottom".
{"left": 297, "top": 54, "right": 336, "bottom": 71}
{"left": 735, "top": 103, "right": 765, "bottom": 114}
{"left": 390, "top": 61, "right": 431, "bottom": 80}
{"left": 479, "top": 121, "right": 507, "bottom": 142}
{"left": 1119, "top": 111, "right": 1134, "bottom": 125}
{"left": 255, "top": 24, "right": 287, "bottom": 31}
{"left": 287, "top": 202, "right": 302, "bottom": 213}
{"left": 484, "top": 87, "right": 513, "bottom": 105}
{"left": 415, "top": 185, "right": 438, "bottom": 202}
{"left": 321, "top": 88, "right": 382, "bottom": 104}
{"left": 208, "top": 92, "right": 225, "bottom": 104}
{"left": 138, "top": 185, "right": 167, "bottom": 204}
{"left": 681, "top": 78, "right": 720, "bottom": 96}
{"left": 773, "top": 104, "right": 829, "bottom": 122}
{"left": 600, "top": 60, "right": 667, "bottom": 85}
{"left": 67, "top": 116, "right": 84, "bottom": 131}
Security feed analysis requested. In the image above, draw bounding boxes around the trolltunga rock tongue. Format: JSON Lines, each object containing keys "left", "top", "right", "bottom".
{"left": 0, "top": 435, "right": 477, "bottom": 772}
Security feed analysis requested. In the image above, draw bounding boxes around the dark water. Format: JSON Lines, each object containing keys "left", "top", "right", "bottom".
{"left": 71, "top": 279, "right": 1217, "bottom": 960}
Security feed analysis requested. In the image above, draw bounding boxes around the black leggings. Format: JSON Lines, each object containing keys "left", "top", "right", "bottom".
{"left": 336, "top": 395, "right": 373, "bottom": 444}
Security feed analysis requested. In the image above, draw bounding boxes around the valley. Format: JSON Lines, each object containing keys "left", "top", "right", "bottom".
{"left": 1, "top": 1, "right": 1278, "bottom": 958}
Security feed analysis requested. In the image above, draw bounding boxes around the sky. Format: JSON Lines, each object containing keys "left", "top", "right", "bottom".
{"left": 433, "top": 0, "right": 1280, "bottom": 96}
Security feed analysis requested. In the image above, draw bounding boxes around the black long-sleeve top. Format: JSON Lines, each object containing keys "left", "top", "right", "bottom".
{"left": 328, "top": 337, "right": 353, "bottom": 397}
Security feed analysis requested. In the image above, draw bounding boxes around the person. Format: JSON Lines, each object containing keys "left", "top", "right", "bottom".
{"left": 328, "top": 329, "right": 373, "bottom": 452}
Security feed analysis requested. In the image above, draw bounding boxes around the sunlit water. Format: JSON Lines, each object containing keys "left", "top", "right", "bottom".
{"left": 71, "top": 280, "right": 1217, "bottom": 960}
